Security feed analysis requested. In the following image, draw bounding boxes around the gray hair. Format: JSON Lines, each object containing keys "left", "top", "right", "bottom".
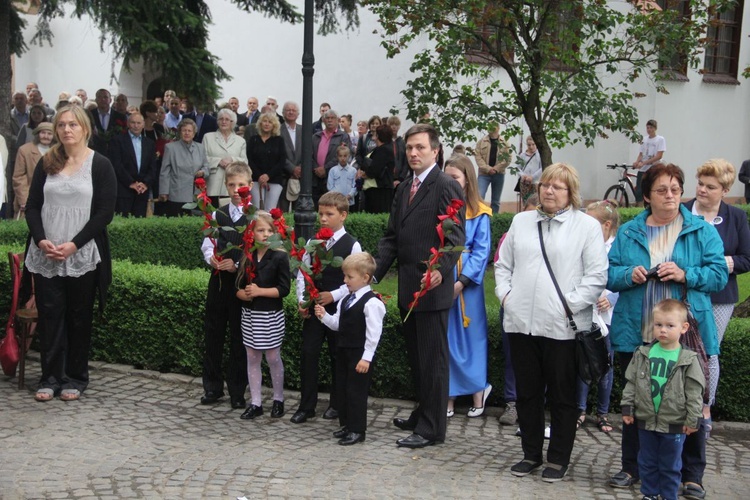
{"left": 282, "top": 101, "right": 299, "bottom": 112}
{"left": 217, "top": 108, "right": 237, "bottom": 124}
{"left": 323, "top": 109, "right": 339, "bottom": 119}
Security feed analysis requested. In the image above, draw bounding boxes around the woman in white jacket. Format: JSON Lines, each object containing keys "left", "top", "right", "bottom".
{"left": 494, "top": 163, "right": 608, "bottom": 483}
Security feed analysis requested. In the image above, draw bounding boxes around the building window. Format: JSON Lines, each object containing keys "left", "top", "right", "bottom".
{"left": 656, "top": 0, "right": 690, "bottom": 81}
{"left": 545, "top": 4, "right": 582, "bottom": 72}
{"left": 465, "top": 24, "right": 514, "bottom": 66}
{"left": 703, "top": 1, "right": 744, "bottom": 83}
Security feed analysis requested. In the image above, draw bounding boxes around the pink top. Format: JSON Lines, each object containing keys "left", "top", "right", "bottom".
{"left": 316, "top": 130, "right": 334, "bottom": 167}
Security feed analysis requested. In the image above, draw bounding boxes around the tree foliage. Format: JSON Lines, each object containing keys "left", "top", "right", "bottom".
{"left": 365, "top": 0, "right": 733, "bottom": 167}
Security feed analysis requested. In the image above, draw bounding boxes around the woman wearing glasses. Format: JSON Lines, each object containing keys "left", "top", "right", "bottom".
{"left": 606, "top": 163, "right": 727, "bottom": 499}
{"left": 495, "top": 163, "right": 608, "bottom": 482}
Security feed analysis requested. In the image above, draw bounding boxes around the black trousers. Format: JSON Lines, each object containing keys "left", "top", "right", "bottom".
{"left": 508, "top": 333, "right": 578, "bottom": 467}
{"left": 616, "top": 350, "right": 707, "bottom": 484}
{"left": 34, "top": 270, "right": 97, "bottom": 393}
{"left": 298, "top": 316, "right": 338, "bottom": 412}
{"left": 160, "top": 201, "right": 191, "bottom": 217}
{"left": 202, "top": 271, "right": 247, "bottom": 398}
{"left": 400, "top": 308, "right": 449, "bottom": 442}
{"left": 116, "top": 191, "right": 149, "bottom": 218}
{"left": 335, "top": 347, "right": 372, "bottom": 433}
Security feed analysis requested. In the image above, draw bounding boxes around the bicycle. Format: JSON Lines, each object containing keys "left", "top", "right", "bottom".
{"left": 603, "top": 164, "right": 638, "bottom": 208}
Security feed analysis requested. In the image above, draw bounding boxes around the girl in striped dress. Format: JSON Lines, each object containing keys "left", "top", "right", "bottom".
{"left": 236, "top": 211, "right": 291, "bottom": 420}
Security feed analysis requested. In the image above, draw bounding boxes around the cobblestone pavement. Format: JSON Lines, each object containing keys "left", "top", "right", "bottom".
{"left": 1, "top": 356, "right": 748, "bottom": 499}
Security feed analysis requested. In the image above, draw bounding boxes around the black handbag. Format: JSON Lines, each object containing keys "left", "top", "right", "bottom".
{"left": 537, "top": 222, "right": 611, "bottom": 386}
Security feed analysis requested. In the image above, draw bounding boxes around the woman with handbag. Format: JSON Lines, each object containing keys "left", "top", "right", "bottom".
{"left": 494, "top": 163, "right": 608, "bottom": 482}
{"left": 606, "top": 163, "right": 727, "bottom": 499}
{"left": 24, "top": 105, "right": 117, "bottom": 402}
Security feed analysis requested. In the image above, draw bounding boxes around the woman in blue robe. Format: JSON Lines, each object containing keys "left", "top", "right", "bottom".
{"left": 443, "top": 154, "right": 493, "bottom": 418}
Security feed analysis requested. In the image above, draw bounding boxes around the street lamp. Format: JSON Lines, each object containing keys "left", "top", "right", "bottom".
{"left": 294, "top": 0, "right": 317, "bottom": 240}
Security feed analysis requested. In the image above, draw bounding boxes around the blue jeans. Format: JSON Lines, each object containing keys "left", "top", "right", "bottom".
{"left": 575, "top": 333, "right": 613, "bottom": 414}
{"left": 477, "top": 173, "right": 504, "bottom": 214}
{"left": 638, "top": 429, "right": 686, "bottom": 500}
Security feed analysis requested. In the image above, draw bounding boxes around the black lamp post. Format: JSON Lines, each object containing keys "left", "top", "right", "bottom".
{"left": 293, "top": 0, "right": 317, "bottom": 240}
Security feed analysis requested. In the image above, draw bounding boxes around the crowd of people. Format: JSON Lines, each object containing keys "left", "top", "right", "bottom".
{"left": 5, "top": 84, "right": 750, "bottom": 499}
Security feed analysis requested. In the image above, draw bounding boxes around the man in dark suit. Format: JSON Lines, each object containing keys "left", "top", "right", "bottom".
{"left": 194, "top": 109, "right": 218, "bottom": 143}
{"left": 279, "top": 101, "right": 303, "bottom": 211}
{"left": 237, "top": 96, "right": 260, "bottom": 129}
{"left": 374, "top": 123, "right": 465, "bottom": 449}
{"left": 89, "top": 89, "right": 128, "bottom": 161}
{"left": 110, "top": 113, "right": 156, "bottom": 217}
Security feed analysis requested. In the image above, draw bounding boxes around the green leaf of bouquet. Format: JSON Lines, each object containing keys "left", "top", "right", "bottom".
{"left": 182, "top": 202, "right": 197, "bottom": 210}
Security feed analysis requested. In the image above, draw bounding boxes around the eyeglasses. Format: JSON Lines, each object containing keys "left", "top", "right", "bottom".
{"left": 651, "top": 187, "right": 682, "bottom": 196}
{"left": 540, "top": 183, "right": 568, "bottom": 193}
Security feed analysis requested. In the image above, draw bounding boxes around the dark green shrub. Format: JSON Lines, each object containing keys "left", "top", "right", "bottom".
{"left": 714, "top": 318, "right": 750, "bottom": 422}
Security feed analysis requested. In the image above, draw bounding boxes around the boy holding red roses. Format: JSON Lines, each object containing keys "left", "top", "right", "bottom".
{"left": 199, "top": 162, "right": 253, "bottom": 408}
{"left": 290, "top": 191, "right": 362, "bottom": 424}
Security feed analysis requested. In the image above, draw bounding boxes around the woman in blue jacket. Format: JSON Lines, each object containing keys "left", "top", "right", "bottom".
{"left": 606, "top": 163, "right": 727, "bottom": 498}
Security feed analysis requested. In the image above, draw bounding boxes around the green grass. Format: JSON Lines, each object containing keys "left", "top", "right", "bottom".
{"left": 373, "top": 269, "right": 500, "bottom": 308}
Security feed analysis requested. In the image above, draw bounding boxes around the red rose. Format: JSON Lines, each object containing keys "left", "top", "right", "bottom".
{"left": 194, "top": 178, "right": 207, "bottom": 190}
{"left": 315, "top": 227, "right": 334, "bottom": 240}
{"left": 237, "top": 186, "right": 251, "bottom": 199}
{"left": 270, "top": 208, "right": 284, "bottom": 220}
{"left": 450, "top": 199, "right": 464, "bottom": 210}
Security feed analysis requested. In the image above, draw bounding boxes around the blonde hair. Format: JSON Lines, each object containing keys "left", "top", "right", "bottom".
{"left": 696, "top": 158, "right": 736, "bottom": 191}
{"left": 653, "top": 298, "right": 688, "bottom": 324}
{"left": 586, "top": 199, "right": 620, "bottom": 231}
{"left": 444, "top": 154, "right": 484, "bottom": 215}
{"left": 43, "top": 105, "right": 93, "bottom": 175}
{"left": 538, "top": 162, "right": 582, "bottom": 209}
{"left": 256, "top": 112, "right": 281, "bottom": 137}
{"left": 342, "top": 252, "right": 376, "bottom": 282}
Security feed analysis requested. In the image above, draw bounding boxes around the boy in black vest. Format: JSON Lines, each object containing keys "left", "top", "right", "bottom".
{"left": 290, "top": 191, "right": 362, "bottom": 423}
{"left": 200, "top": 162, "right": 252, "bottom": 408}
{"left": 314, "top": 252, "right": 386, "bottom": 445}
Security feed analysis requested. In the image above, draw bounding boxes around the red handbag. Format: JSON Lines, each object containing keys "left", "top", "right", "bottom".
{"left": 1, "top": 254, "right": 22, "bottom": 376}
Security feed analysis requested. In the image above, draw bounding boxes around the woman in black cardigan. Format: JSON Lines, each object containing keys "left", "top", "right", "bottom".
{"left": 361, "top": 124, "right": 395, "bottom": 214}
{"left": 24, "top": 105, "right": 116, "bottom": 402}
{"left": 246, "top": 112, "right": 286, "bottom": 210}
{"left": 684, "top": 159, "right": 750, "bottom": 443}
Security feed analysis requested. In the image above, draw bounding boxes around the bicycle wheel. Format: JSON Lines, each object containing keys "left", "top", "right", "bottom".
{"left": 604, "top": 185, "right": 629, "bottom": 208}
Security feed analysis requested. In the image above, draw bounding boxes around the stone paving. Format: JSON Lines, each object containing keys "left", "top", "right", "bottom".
{"left": 1, "top": 355, "right": 748, "bottom": 499}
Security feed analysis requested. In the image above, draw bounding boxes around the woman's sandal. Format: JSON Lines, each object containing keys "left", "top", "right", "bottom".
{"left": 60, "top": 389, "right": 81, "bottom": 401}
{"left": 576, "top": 412, "right": 586, "bottom": 429}
{"left": 597, "top": 414, "right": 613, "bottom": 433}
{"left": 34, "top": 388, "right": 54, "bottom": 402}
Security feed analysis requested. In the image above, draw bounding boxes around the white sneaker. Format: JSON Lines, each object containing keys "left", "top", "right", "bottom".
{"left": 499, "top": 401, "right": 517, "bottom": 425}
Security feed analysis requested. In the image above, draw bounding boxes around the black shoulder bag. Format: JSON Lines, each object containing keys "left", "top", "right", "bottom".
{"left": 537, "top": 222, "right": 611, "bottom": 386}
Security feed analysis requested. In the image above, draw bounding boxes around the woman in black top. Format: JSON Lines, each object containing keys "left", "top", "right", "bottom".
{"left": 361, "top": 124, "right": 395, "bottom": 214}
{"left": 246, "top": 113, "right": 286, "bottom": 210}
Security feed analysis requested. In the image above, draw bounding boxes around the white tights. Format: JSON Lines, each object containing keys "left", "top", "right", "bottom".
{"left": 246, "top": 347, "right": 284, "bottom": 407}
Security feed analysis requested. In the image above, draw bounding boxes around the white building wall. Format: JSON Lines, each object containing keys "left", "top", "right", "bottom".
{"left": 14, "top": 0, "right": 750, "bottom": 205}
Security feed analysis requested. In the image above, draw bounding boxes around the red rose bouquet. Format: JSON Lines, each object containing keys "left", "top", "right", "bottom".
{"left": 403, "top": 198, "right": 465, "bottom": 322}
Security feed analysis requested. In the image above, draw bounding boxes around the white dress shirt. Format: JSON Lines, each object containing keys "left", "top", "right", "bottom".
{"left": 320, "top": 285, "right": 386, "bottom": 362}
{"left": 201, "top": 203, "right": 245, "bottom": 265}
{"left": 295, "top": 226, "right": 362, "bottom": 303}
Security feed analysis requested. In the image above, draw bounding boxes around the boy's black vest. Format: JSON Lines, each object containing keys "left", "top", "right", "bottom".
{"left": 315, "top": 232, "right": 356, "bottom": 292}
{"left": 338, "top": 290, "right": 377, "bottom": 350}
{"left": 215, "top": 204, "right": 247, "bottom": 265}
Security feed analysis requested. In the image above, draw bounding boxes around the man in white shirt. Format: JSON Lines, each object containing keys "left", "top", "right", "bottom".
{"left": 164, "top": 98, "right": 183, "bottom": 129}
{"left": 633, "top": 119, "right": 666, "bottom": 202}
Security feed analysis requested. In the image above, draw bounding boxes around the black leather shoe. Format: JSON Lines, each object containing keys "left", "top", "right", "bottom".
{"left": 396, "top": 433, "right": 436, "bottom": 448}
{"left": 271, "top": 400, "right": 285, "bottom": 418}
{"left": 339, "top": 432, "right": 366, "bottom": 446}
{"left": 290, "top": 409, "right": 315, "bottom": 424}
{"left": 322, "top": 407, "right": 339, "bottom": 420}
{"left": 392, "top": 417, "right": 416, "bottom": 431}
{"left": 200, "top": 391, "right": 224, "bottom": 405}
{"left": 230, "top": 397, "right": 246, "bottom": 409}
{"left": 332, "top": 427, "right": 349, "bottom": 439}
{"left": 240, "top": 404, "right": 263, "bottom": 420}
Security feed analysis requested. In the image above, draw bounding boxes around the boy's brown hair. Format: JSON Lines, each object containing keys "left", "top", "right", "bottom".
{"left": 653, "top": 299, "right": 688, "bottom": 324}
{"left": 342, "top": 252, "right": 376, "bottom": 283}
{"left": 224, "top": 161, "right": 253, "bottom": 182}
{"left": 318, "top": 191, "right": 350, "bottom": 214}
